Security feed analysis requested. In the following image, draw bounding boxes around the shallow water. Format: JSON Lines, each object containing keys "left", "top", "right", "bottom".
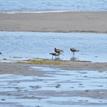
{"left": 0, "top": 66, "right": 107, "bottom": 107}
{"left": 0, "top": 0, "right": 107, "bottom": 12}
{"left": 0, "top": 32, "right": 107, "bottom": 62}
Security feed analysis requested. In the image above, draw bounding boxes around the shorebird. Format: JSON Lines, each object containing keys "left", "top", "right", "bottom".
{"left": 49, "top": 52, "right": 60, "bottom": 60}
{"left": 54, "top": 48, "right": 63, "bottom": 54}
{"left": 70, "top": 48, "right": 79, "bottom": 57}
{"left": 0, "top": 52, "right": 2, "bottom": 55}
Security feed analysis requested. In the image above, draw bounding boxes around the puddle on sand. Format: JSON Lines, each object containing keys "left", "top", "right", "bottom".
{"left": 0, "top": 66, "right": 107, "bottom": 107}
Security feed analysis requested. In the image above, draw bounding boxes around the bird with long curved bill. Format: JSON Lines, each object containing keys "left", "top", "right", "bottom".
{"left": 70, "top": 48, "right": 79, "bottom": 57}
{"left": 49, "top": 52, "right": 60, "bottom": 60}
{"left": 54, "top": 48, "right": 63, "bottom": 54}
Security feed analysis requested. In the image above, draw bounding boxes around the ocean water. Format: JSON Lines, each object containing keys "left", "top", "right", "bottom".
{"left": 0, "top": 0, "right": 107, "bottom": 12}
{"left": 0, "top": 32, "right": 107, "bottom": 62}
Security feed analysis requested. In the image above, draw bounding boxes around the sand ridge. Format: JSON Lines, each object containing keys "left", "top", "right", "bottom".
{"left": 0, "top": 12, "right": 107, "bottom": 33}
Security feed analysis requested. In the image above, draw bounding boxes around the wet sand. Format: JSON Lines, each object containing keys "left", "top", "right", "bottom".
{"left": 0, "top": 61, "right": 107, "bottom": 76}
{"left": 0, "top": 12, "right": 107, "bottom": 33}
{"left": 0, "top": 62, "right": 46, "bottom": 76}
{"left": 0, "top": 62, "right": 107, "bottom": 107}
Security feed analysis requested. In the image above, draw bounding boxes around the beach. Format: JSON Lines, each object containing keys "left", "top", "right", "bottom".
{"left": 0, "top": 12, "right": 107, "bottom": 33}
{"left": 0, "top": 10, "right": 107, "bottom": 107}
{"left": 0, "top": 0, "right": 107, "bottom": 106}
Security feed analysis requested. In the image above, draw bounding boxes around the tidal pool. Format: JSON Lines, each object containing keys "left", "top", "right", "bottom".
{"left": 0, "top": 32, "right": 107, "bottom": 62}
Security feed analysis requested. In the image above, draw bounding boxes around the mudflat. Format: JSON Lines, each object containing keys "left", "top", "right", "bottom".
{"left": 0, "top": 61, "right": 107, "bottom": 76}
{"left": 0, "top": 62, "right": 46, "bottom": 76}
{"left": 0, "top": 61, "right": 107, "bottom": 106}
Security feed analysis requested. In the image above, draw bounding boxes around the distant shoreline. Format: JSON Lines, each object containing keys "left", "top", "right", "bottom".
{"left": 0, "top": 10, "right": 107, "bottom": 14}
{"left": 0, "top": 11, "right": 107, "bottom": 33}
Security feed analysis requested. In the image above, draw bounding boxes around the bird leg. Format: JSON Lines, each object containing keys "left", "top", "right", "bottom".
{"left": 52, "top": 55, "right": 54, "bottom": 60}
{"left": 73, "top": 52, "right": 75, "bottom": 57}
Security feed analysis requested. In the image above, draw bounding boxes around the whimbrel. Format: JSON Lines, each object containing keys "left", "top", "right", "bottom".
{"left": 70, "top": 48, "right": 79, "bottom": 57}
{"left": 54, "top": 48, "right": 63, "bottom": 54}
{"left": 49, "top": 52, "right": 60, "bottom": 60}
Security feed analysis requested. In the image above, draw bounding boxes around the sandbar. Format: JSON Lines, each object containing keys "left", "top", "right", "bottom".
{"left": 0, "top": 12, "right": 107, "bottom": 33}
